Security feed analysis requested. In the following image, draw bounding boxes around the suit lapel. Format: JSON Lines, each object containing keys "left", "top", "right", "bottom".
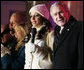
{"left": 54, "top": 16, "right": 77, "bottom": 54}
{"left": 54, "top": 22, "right": 74, "bottom": 53}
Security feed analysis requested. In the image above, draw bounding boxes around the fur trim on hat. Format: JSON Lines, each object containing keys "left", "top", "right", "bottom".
{"left": 29, "top": 4, "right": 49, "bottom": 20}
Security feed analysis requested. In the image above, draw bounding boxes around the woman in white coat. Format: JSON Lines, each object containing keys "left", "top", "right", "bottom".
{"left": 24, "top": 4, "right": 54, "bottom": 69}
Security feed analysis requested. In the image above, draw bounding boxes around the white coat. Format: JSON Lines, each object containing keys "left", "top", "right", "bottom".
{"left": 24, "top": 25, "right": 54, "bottom": 69}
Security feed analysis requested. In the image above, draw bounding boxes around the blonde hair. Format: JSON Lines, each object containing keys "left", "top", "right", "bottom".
{"left": 14, "top": 23, "right": 31, "bottom": 51}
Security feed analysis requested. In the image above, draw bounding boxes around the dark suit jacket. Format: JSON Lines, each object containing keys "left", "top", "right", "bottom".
{"left": 1, "top": 46, "right": 25, "bottom": 69}
{"left": 53, "top": 16, "right": 83, "bottom": 69}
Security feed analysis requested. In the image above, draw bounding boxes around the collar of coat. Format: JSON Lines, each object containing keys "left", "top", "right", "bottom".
{"left": 31, "top": 25, "right": 49, "bottom": 39}
{"left": 55, "top": 15, "right": 77, "bottom": 35}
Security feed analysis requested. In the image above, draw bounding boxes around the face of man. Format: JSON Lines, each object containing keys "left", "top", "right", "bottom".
{"left": 51, "top": 5, "right": 70, "bottom": 27}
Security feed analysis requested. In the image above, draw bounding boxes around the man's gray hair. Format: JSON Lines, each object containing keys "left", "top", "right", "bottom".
{"left": 50, "top": 2, "right": 70, "bottom": 17}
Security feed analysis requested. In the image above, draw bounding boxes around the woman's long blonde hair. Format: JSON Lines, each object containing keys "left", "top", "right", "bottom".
{"left": 14, "top": 23, "right": 31, "bottom": 51}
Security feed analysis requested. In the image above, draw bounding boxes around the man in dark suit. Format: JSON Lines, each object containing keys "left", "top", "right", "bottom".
{"left": 50, "top": 2, "right": 83, "bottom": 69}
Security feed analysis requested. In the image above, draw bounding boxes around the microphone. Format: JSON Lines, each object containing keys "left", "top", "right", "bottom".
{"left": 31, "top": 28, "right": 36, "bottom": 43}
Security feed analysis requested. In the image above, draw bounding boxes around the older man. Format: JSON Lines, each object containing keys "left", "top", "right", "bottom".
{"left": 50, "top": 2, "right": 83, "bottom": 69}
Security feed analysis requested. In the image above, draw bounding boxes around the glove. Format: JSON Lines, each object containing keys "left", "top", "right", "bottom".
{"left": 25, "top": 41, "right": 35, "bottom": 53}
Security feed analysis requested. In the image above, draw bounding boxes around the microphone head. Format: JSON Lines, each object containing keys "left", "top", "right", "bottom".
{"left": 31, "top": 28, "right": 37, "bottom": 43}
{"left": 31, "top": 28, "right": 36, "bottom": 35}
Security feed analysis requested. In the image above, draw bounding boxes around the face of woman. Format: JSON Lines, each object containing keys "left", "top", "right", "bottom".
{"left": 14, "top": 26, "right": 24, "bottom": 42}
{"left": 30, "top": 11, "right": 43, "bottom": 28}
{"left": 2, "top": 33, "right": 11, "bottom": 44}
{"left": 2, "top": 34, "right": 7, "bottom": 43}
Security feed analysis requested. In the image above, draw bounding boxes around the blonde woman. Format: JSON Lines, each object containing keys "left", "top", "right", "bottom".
{"left": 1, "top": 12, "right": 31, "bottom": 69}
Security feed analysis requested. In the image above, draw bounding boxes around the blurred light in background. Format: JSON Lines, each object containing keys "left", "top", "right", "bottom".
{"left": 1, "top": 1, "right": 83, "bottom": 29}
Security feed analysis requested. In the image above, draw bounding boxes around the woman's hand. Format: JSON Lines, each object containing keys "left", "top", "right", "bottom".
{"left": 25, "top": 41, "right": 36, "bottom": 53}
